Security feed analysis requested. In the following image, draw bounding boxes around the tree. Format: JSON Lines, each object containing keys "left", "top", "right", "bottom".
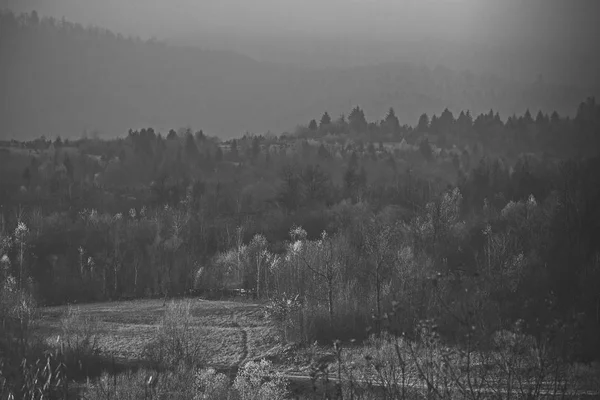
{"left": 251, "top": 136, "right": 261, "bottom": 160}
{"left": 383, "top": 107, "right": 400, "bottom": 134}
{"left": 319, "top": 112, "right": 332, "bottom": 128}
{"left": 194, "top": 130, "right": 205, "bottom": 143}
{"left": 278, "top": 165, "right": 302, "bottom": 213}
{"left": 419, "top": 139, "right": 433, "bottom": 161}
{"left": 439, "top": 108, "right": 455, "bottom": 132}
{"left": 292, "top": 229, "right": 340, "bottom": 327}
{"left": 362, "top": 219, "right": 396, "bottom": 334}
{"left": 523, "top": 109, "right": 533, "bottom": 124}
{"left": 348, "top": 106, "right": 367, "bottom": 132}
{"left": 308, "top": 119, "right": 318, "bottom": 131}
{"left": 249, "top": 234, "right": 269, "bottom": 298}
{"left": 215, "top": 146, "right": 223, "bottom": 163}
{"left": 417, "top": 113, "right": 430, "bottom": 132}
{"left": 457, "top": 110, "right": 473, "bottom": 131}
{"left": 184, "top": 132, "right": 200, "bottom": 162}
{"left": 230, "top": 139, "right": 239, "bottom": 160}
{"left": 167, "top": 129, "right": 178, "bottom": 140}
{"left": 317, "top": 144, "right": 330, "bottom": 160}
{"left": 535, "top": 110, "right": 549, "bottom": 125}
{"left": 300, "top": 164, "right": 330, "bottom": 206}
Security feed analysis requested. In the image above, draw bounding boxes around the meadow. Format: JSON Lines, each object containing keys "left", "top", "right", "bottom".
{"left": 22, "top": 297, "right": 599, "bottom": 399}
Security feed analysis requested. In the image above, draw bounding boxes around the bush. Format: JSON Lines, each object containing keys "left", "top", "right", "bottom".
{"left": 144, "top": 300, "right": 211, "bottom": 369}
{"left": 194, "top": 368, "right": 231, "bottom": 400}
{"left": 84, "top": 364, "right": 196, "bottom": 400}
{"left": 82, "top": 363, "right": 289, "bottom": 400}
{"left": 233, "top": 360, "right": 288, "bottom": 400}
{"left": 56, "top": 305, "right": 102, "bottom": 379}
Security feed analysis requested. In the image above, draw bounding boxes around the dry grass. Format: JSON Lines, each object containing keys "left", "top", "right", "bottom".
{"left": 36, "top": 299, "right": 277, "bottom": 369}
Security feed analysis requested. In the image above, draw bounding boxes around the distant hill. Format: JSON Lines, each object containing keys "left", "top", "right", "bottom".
{"left": 0, "top": 11, "right": 597, "bottom": 140}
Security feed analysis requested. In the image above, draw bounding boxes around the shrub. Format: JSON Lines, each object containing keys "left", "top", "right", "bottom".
{"left": 56, "top": 305, "right": 102, "bottom": 379}
{"left": 264, "top": 294, "right": 302, "bottom": 343}
{"left": 194, "top": 368, "right": 231, "bottom": 400}
{"left": 144, "top": 300, "right": 211, "bottom": 369}
{"left": 84, "top": 364, "right": 196, "bottom": 400}
{"left": 232, "top": 359, "right": 288, "bottom": 400}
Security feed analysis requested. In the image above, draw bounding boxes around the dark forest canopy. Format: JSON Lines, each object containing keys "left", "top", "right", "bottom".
{"left": 1, "top": 73, "right": 600, "bottom": 379}
{"left": 0, "top": 10, "right": 597, "bottom": 140}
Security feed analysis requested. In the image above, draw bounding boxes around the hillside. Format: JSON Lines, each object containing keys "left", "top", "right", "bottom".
{"left": 0, "top": 10, "right": 596, "bottom": 140}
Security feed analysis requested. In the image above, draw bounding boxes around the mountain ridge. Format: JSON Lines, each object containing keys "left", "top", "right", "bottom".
{"left": 0, "top": 10, "right": 597, "bottom": 140}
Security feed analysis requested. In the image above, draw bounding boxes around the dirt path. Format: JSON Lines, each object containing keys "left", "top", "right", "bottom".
{"left": 225, "top": 304, "right": 250, "bottom": 370}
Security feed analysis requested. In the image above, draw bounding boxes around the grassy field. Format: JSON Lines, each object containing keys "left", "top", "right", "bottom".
{"left": 36, "top": 298, "right": 279, "bottom": 369}
{"left": 33, "top": 298, "right": 600, "bottom": 399}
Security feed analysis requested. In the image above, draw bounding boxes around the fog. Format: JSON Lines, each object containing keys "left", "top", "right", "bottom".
{"left": 4, "top": 0, "right": 600, "bottom": 84}
{"left": 5, "top": 0, "right": 598, "bottom": 45}
{"left": 1, "top": 0, "right": 599, "bottom": 139}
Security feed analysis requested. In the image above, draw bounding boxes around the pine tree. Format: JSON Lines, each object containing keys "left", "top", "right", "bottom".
{"left": 319, "top": 112, "right": 332, "bottom": 127}
{"left": 384, "top": 107, "right": 400, "bottom": 134}
{"left": 417, "top": 113, "right": 430, "bottom": 132}
{"left": 348, "top": 106, "right": 367, "bottom": 132}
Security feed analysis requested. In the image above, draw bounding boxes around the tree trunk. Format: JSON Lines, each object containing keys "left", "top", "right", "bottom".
{"left": 134, "top": 263, "right": 138, "bottom": 296}
{"left": 103, "top": 266, "right": 107, "bottom": 299}
{"left": 376, "top": 261, "right": 382, "bottom": 335}
{"left": 256, "top": 259, "right": 261, "bottom": 299}
{"left": 327, "top": 276, "right": 334, "bottom": 327}
{"left": 113, "top": 263, "right": 118, "bottom": 297}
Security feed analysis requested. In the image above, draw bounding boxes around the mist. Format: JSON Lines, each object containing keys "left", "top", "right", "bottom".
{"left": 4, "top": 0, "right": 600, "bottom": 85}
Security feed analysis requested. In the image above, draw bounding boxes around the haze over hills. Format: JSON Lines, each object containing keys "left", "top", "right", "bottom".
{"left": 0, "top": 5, "right": 598, "bottom": 140}
{"left": 6, "top": 0, "right": 600, "bottom": 87}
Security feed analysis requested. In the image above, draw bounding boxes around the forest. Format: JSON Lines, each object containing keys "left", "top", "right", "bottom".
{"left": 2, "top": 91, "right": 599, "bottom": 342}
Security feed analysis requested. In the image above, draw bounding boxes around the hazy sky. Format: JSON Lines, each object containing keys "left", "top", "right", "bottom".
{"left": 4, "top": 0, "right": 599, "bottom": 49}
{"left": 3, "top": 0, "right": 600, "bottom": 87}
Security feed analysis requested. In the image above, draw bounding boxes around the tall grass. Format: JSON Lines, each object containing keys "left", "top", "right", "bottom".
{"left": 143, "top": 300, "right": 211, "bottom": 369}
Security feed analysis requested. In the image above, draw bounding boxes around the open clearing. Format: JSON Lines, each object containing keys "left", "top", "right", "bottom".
{"left": 35, "top": 298, "right": 600, "bottom": 398}
{"left": 36, "top": 298, "right": 279, "bottom": 369}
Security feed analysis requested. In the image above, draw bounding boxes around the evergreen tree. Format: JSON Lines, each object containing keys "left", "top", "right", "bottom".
{"left": 184, "top": 132, "right": 200, "bottom": 162}
{"left": 319, "top": 112, "right": 332, "bottom": 127}
{"left": 195, "top": 130, "right": 205, "bottom": 143}
{"left": 417, "top": 113, "right": 430, "bottom": 132}
{"left": 523, "top": 109, "right": 533, "bottom": 124}
{"left": 167, "top": 129, "right": 178, "bottom": 140}
{"left": 384, "top": 107, "right": 400, "bottom": 134}
{"left": 536, "top": 110, "right": 548, "bottom": 125}
{"left": 457, "top": 110, "right": 473, "bottom": 131}
{"left": 308, "top": 119, "right": 318, "bottom": 131}
{"left": 439, "top": 108, "right": 455, "bottom": 131}
{"left": 348, "top": 106, "right": 367, "bottom": 132}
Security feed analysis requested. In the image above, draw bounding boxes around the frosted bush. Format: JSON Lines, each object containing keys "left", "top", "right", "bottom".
{"left": 233, "top": 359, "right": 287, "bottom": 400}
